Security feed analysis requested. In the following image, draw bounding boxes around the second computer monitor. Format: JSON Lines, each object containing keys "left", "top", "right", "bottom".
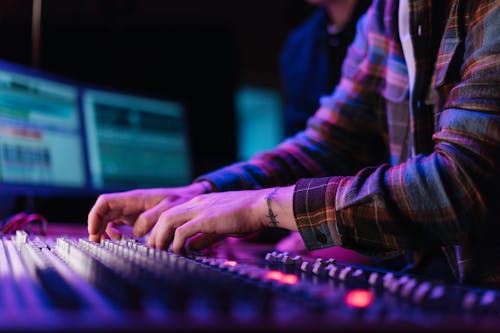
{"left": 82, "top": 88, "right": 192, "bottom": 191}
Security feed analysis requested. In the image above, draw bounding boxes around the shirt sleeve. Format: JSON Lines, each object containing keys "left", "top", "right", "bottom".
{"left": 295, "top": 1, "right": 500, "bottom": 257}
{"left": 197, "top": 6, "right": 387, "bottom": 193}
{"left": 201, "top": 1, "right": 500, "bottom": 260}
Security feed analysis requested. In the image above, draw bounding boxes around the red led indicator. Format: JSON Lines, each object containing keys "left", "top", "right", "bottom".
{"left": 224, "top": 260, "right": 237, "bottom": 267}
{"left": 264, "top": 271, "right": 298, "bottom": 285}
{"left": 265, "top": 270, "right": 283, "bottom": 280}
{"left": 281, "top": 274, "right": 299, "bottom": 285}
{"left": 344, "top": 289, "right": 374, "bottom": 308}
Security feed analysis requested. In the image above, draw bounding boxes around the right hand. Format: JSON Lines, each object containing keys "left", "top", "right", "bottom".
{"left": 87, "top": 181, "right": 211, "bottom": 242}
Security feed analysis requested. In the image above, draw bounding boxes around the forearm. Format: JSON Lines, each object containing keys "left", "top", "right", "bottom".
{"left": 197, "top": 91, "right": 385, "bottom": 193}
{"left": 296, "top": 106, "right": 500, "bottom": 256}
{"left": 196, "top": 10, "right": 387, "bottom": 193}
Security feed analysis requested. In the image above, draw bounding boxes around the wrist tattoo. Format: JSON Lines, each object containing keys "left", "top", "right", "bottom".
{"left": 266, "top": 187, "right": 280, "bottom": 227}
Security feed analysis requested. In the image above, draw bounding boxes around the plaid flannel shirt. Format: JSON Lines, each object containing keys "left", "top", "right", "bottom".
{"left": 199, "top": 0, "right": 500, "bottom": 287}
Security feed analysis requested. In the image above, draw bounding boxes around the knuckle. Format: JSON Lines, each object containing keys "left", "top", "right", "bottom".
{"left": 133, "top": 226, "right": 145, "bottom": 238}
{"left": 97, "top": 193, "right": 110, "bottom": 204}
{"left": 174, "top": 225, "right": 184, "bottom": 238}
{"left": 174, "top": 225, "right": 187, "bottom": 240}
{"left": 133, "top": 213, "right": 148, "bottom": 236}
{"left": 158, "top": 211, "right": 172, "bottom": 226}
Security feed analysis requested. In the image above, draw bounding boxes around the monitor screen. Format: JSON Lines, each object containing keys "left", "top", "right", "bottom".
{"left": 235, "top": 85, "right": 284, "bottom": 161}
{"left": 82, "top": 88, "right": 192, "bottom": 191}
{"left": 0, "top": 61, "right": 86, "bottom": 192}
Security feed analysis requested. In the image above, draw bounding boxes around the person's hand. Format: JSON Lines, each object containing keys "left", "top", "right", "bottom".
{"left": 146, "top": 186, "right": 296, "bottom": 254}
{"left": 87, "top": 181, "right": 211, "bottom": 242}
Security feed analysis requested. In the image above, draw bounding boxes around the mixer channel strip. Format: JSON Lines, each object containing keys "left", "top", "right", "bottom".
{"left": 1, "top": 230, "right": 500, "bottom": 331}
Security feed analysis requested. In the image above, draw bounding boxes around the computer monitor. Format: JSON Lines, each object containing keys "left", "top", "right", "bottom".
{"left": 0, "top": 60, "right": 87, "bottom": 197}
{"left": 235, "top": 85, "right": 284, "bottom": 161}
{"left": 82, "top": 88, "right": 192, "bottom": 191}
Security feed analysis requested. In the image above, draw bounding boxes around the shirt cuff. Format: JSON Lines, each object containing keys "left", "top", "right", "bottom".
{"left": 194, "top": 164, "right": 258, "bottom": 192}
{"left": 294, "top": 177, "right": 342, "bottom": 250}
{"left": 319, "top": 95, "right": 335, "bottom": 108}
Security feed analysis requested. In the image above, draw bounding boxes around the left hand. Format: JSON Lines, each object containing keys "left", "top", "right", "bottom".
{"left": 147, "top": 186, "right": 295, "bottom": 254}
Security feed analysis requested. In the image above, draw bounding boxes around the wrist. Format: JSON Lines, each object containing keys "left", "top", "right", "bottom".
{"left": 192, "top": 180, "right": 215, "bottom": 194}
{"left": 265, "top": 188, "right": 280, "bottom": 228}
{"left": 260, "top": 186, "right": 296, "bottom": 231}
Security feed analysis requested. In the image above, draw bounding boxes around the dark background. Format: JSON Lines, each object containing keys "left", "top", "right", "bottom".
{"left": 0, "top": 0, "right": 314, "bottom": 222}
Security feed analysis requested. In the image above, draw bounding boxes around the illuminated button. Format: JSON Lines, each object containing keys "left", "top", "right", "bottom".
{"left": 350, "top": 269, "right": 365, "bottom": 282}
{"left": 387, "top": 275, "right": 410, "bottom": 294}
{"left": 399, "top": 278, "right": 418, "bottom": 298}
{"left": 265, "top": 251, "right": 287, "bottom": 263}
{"left": 368, "top": 272, "right": 380, "bottom": 286}
{"left": 300, "top": 261, "right": 311, "bottom": 273}
{"left": 344, "top": 289, "right": 375, "bottom": 308}
{"left": 480, "top": 290, "right": 497, "bottom": 307}
{"left": 201, "top": 257, "right": 211, "bottom": 264}
{"left": 265, "top": 270, "right": 283, "bottom": 280}
{"left": 327, "top": 264, "right": 339, "bottom": 279}
{"left": 312, "top": 260, "right": 327, "bottom": 275}
{"left": 463, "top": 290, "right": 499, "bottom": 313}
{"left": 412, "top": 281, "right": 432, "bottom": 304}
{"left": 218, "top": 260, "right": 237, "bottom": 270}
{"left": 207, "top": 258, "right": 222, "bottom": 267}
{"left": 264, "top": 270, "right": 294, "bottom": 286}
{"left": 382, "top": 272, "right": 395, "bottom": 289}
{"left": 462, "top": 291, "right": 478, "bottom": 310}
{"left": 225, "top": 263, "right": 240, "bottom": 273}
{"left": 338, "top": 266, "right": 353, "bottom": 281}
{"left": 476, "top": 290, "right": 500, "bottom": 314}
{"left": 281, "top": 274, "right": 299, "bottom": 285}
{"left": 274, "top": 252, "right": 285, "bottom": 262}
{"left": 325, "top": 258, "right": 336, "bottom": 265}
{"left": 429, "top": 285, "right": 445, "bottom": 301}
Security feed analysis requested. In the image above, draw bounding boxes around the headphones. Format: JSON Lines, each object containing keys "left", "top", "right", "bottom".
{"left": 1, "top": 212, "right": 48, "bottom": 235}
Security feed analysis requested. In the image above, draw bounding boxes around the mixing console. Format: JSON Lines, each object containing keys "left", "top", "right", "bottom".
{"left": 1, "top": 230, "right": 500, "bottom": 331}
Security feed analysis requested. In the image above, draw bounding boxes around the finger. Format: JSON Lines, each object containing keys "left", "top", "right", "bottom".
{"left": 133, "top": 199, "right": 173, "bottom": 237}
{"left": 171, "top": 218, "right": 209, "bottom": 254}
{"left": 88, "top": 190, "right": 157, "bottom": 242}
{"left": 88, "top": 195, "right": 116, "bottom": 242}
{"left": 105, "top": 221, "right": 123, "bottom": 241}
{"left": 88, "top": 193, "right": 136, "bottom": 242}
{"left": 89, "top": 210, "right": 138, "bottom": 242}
{"left": 186, "top": 233, "right": 226, "bottom": 252}
{"left": 147, "top": 209, "right": 191, "bottom": 249}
